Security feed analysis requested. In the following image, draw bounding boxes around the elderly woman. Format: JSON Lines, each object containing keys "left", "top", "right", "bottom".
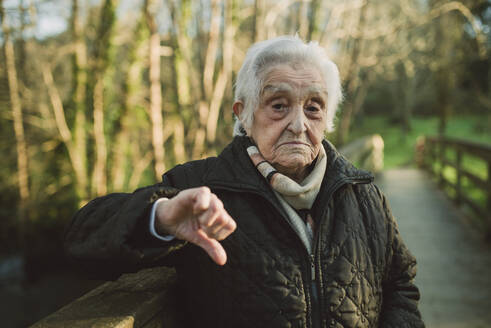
{"left": 65, "top": 36, "right": 424, "bottom": 328}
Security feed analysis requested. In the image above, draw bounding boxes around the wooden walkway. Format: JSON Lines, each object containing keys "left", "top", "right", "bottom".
{"left": 377, "top": 169, "right": 491, "bottom": 328}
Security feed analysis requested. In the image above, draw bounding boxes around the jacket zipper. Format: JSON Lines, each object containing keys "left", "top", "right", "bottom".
{"left": 208, "top": 176, "right": 372, "bottom": 328}
{"left": 208, "top": 183, "right": 318, "bottom": 327}
{"left": 311, "top": 176, "right": 373, "bottom": 328}
{"left": 309, "top": 253, "right": 319, "bottom": 328}
{"left": 310, "top": 212, "right": 322, "bottom": 328}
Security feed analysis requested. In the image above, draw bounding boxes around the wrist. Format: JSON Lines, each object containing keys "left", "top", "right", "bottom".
{"left": 155, "top": 198, "right": 173, "bottom": 236}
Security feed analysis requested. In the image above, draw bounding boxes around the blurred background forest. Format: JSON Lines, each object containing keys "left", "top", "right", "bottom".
{"left": 0, "top": 0, "right": 490, "bottom": 326}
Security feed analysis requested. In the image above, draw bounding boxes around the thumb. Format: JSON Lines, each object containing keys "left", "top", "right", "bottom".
{"left": 193, "top": 230, "right": 227, "bottom": 265}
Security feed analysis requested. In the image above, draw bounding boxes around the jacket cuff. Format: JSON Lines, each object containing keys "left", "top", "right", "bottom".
{"left": 149, "top": 198, "right": 175, "bottom": 241}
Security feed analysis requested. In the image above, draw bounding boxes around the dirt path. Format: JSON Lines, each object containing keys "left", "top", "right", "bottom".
{"left": 377, "top": 168, "right": 491, "bottom": 328}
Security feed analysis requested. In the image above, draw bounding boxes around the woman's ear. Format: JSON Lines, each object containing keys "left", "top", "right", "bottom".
{"left": 232, "top": 101, "right": 244, "bottom": 118}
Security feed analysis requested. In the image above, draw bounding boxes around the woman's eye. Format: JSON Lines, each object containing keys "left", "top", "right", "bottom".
{"left": 272, "top": 103, "right": 284, "bottom": 110}
{"left": 306, "top": 106, "right": 319, "bottom": 112}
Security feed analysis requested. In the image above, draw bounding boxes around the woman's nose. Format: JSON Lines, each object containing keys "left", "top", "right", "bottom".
{"left": 288, "top": 107, "right": 307, "bottom": 135}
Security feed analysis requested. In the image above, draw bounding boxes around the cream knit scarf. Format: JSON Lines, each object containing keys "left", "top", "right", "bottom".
{"left": 247, "top": 144, "right": 327, "bottom": 252}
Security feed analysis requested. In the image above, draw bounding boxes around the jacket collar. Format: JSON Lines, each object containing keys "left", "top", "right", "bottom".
{"left": 203, "top": 136, "right": 374, "bottom": 194}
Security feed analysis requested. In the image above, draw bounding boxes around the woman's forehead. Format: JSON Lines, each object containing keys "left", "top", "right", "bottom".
{"left": 262, "top": 83, "right": 328, "bottom": 97}
{"left": 261, "top": 64, "right": 327, "bottom": 95}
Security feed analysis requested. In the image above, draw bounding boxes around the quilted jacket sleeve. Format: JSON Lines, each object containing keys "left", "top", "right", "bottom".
{"left": 63, "top": 183, "right": 186, "bottom": 280}
{"left": 377, "top": 187, "right": 425, "bottom": 328}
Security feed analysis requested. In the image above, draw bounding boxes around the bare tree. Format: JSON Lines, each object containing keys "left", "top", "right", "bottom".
{"left": 1, "top": 1, "right": 30, "bottom": 212}
{"left": 306, "top": 0, "right": 320, "bottom": 41}
{"left": 145, "top": 0, "right": 166, "bottom": 178}
{"left": 70, "top": 0, "right": 89, "bottom": 202}
{"left": 111, "top": 12, "right": 147, "bottom": 191}
{"left": 90, "top": 0, "right": 118, "bottom": 196}
{"left": 336, "top": 0, "right": 369, "bottom": 145}
{"left": 206, "top": 0, "right": 237, "bottom": 144}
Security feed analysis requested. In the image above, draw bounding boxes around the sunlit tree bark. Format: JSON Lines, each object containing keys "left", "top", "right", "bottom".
{"left": 42, "top": 66, "right": 78, "bottom": 177}
{"left": 111, "top": 14, "right": 146, "bottom": 191}
{"left": 145, "top": 0, "right": 166, "bottom": 178}
{"left": 206, "top": 0, "right": 236, "bottom": 144}
{"left": 306, "top": 0, "right": 320, "bottom": 41}
{"left": 336, "top": 0, "right": 369, "bottom": 145}
{"left": 1, "top": 1, "right": 30, "bottom": 213}
{"left": 252, "top": 0, "right": 265, "bottom": 42}
{"left": 17, "top": 0, "right": 28, "bottom": 85}
{"left": 168, "top": 0, "right": 200, "bottom": 159}
{"left": 70, "top": 0, "right": 89, "bottom": 202}
{"left": 89, "top": 0, "right": 118, "bottom": 196}
{"left": 92, "top": 77, "right": 107, "bottom": 195}
{"left": 192, "top": 0, "right": 221, "bottom": 158}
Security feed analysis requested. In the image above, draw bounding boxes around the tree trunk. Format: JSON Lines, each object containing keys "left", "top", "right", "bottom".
{"left": 89, "top": 0, "right": 118, "bottom": 196}
{"left": 252, "top": 0, "right": 264, "bottom": 42}
{"left": 203, "top": 0, "right": 221, "bottom": 101}
{"left": 1, "top": 1, "right": 30, "bottom": 211}
{"left": 168, "top": 0, "right": 194, "bottom": 161}
{"left": 306, "top": 0, "right": 320, "bottom": 41}
{"left": 17, "top": 0, "right": 28, "bottom": 85}
{"left": 145, "top": 0, "right": 166, "bottom": 178}
{"left": 91, "top": 76, "right": 107, "bottom": 195}
{"left": 298, "top": 1, "right": 308, "bottom": 38}
{"left": 192, "top": 0, "right": 221, "bottom": 157}
{"left": 173, "top": 118, "right": 186, "bottom": 164}
{"left": 111, "top": 16, "right": 146, "bottom": 191}
{"left": 206, "top": 0, "right": 236, "bottom": 144}
{"left": 1, "top": 0, "right": 30, "bottom": 250}
{"left": 337, "top": 1, "right": 368, "bottom": 145}
{"left": 70, "top": 0, "right": 89, "bottom": 202}
{"left": 435, "top": 12, "right": 451, "bottom": 135}
{"left": 43, "top": 66, "right": 78, "bottom": 180}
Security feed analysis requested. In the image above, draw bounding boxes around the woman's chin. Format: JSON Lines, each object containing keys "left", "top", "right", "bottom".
{"left": 273, "top": 156, "right": 312, "bottom": 176}
{"left": 279, "top": 149, "right": 313, "bottom": 164}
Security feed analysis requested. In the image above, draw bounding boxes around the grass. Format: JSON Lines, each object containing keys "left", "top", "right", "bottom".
{"left": 430, "top": 163, "right": 487, "bottom": 207}
{"left": 342, "top": 115, "right": 491, "bottom": 169}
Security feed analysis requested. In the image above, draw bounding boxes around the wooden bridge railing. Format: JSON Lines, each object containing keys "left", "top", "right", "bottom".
{"left": 418, "top": 136, "right": 491, "bottom": 230}
{"left": 30, "top": 267, "right": 181, "bottom": 328}
{"left": 339, "top": 134, "right": 384, "bottom": 173}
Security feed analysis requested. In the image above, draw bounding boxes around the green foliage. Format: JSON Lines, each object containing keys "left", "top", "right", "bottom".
{"left": 345, "top": 115, "right": 491, "bottom": 169}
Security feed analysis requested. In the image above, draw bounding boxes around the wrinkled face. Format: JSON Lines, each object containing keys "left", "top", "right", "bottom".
{"left": 249, "top": 63, "right": 328, "bottom": 181}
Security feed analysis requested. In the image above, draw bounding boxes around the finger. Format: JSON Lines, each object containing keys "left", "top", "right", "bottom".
{"left": 192, "top": 229, "right": 227, "bottom": 265}
{"left": 214, "top": 225, "right": 235, "bottom": 241}
{"left": 206, "top": 212, "right": 236, "bottom": 241}
{"left": 197, "top": 194, "right": 222, "bottom": 231}
{"left": 192, "top": 187, "right": 211, "bottom": 214}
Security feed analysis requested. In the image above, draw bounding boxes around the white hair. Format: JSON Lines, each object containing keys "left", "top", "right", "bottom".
{"left": 233, "top": 35, "right": 343, "bottom": 136}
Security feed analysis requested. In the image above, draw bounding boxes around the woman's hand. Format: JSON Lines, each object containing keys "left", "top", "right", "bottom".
{"left": 155, "top": 186, "right": 236, "bottom": 265}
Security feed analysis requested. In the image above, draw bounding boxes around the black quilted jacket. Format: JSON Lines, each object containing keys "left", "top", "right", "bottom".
{"left": 65, "top": 136, "right": 424, "bottom": 328}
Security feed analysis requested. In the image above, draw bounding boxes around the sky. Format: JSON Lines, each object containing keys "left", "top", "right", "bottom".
{"left": 2, "top": 0, "right": 140, "bottom": 40}
{"left": 3, "top": 0, "right": 68, "bottom": 39}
